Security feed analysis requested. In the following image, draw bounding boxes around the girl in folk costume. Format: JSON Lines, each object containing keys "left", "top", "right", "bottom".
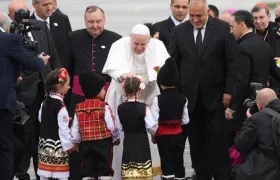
{"left": 150, "top": 58, "right": 190, "bottom": 180}
{"left": 116, "top": 76, "right": 158, "bottom": 180}
{"left": 70, "top": 71, "right": 121, "bottom": 180}
{"left": 37, "top": 68, "right": 78, "bottom": 180}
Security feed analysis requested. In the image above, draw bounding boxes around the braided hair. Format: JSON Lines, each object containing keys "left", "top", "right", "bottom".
{"left": 123, "top": 76, "right": 141, "bottom": 100}
{"left": 45, "top": 68, "right": 69, "bottom": 94}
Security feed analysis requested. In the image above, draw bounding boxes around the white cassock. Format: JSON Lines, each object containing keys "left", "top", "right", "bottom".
{"left": 102, "top": 36, "right": 170, "bottom": 180}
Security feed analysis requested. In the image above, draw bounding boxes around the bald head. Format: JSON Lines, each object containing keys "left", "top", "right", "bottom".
{"left": 219, "top": 12, "right": 231, "bottom": 23}
{"left": 256, "top": 88, "right": 277, "bottom": 107}
{"left": 8, "top": 0, "right": 29, "bottom": 20}
{"left": 0, "top": 13, "right": 11, "bottom": 32}
{"left": 188, "top": 0, "right": 208, "bottom": 28}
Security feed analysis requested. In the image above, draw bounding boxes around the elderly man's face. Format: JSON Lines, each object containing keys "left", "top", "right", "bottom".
{"left": 32, "top": 0, "right": 53, "bottom": 19}
{"left": 84, "top": 9, "right": 105, "bottom": 38}
{"left": 170, "top": 0, "right": 189, "bottom": 22}
{"left": 189, "top": 2, "right": 208, "bottom": 29}
{"left": 130, "top": 34, "right": 150, "bottom": 54}
{"left": 252, "top": 9, "right": 270, "bottom": 30}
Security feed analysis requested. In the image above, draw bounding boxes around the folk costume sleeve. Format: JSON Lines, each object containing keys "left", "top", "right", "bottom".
{"left": 150, "top": 97, "right": 160, "bottom": 126}
{"left": 57, "top": 106, "right": 75, "bottom": 151}
{"left": 104, "top": 105, "right": 120, "bottom": 141}
{"left": 182, "top": 99, "right": 190, "bottom": 125}
{"left": 38, "top": 102, "right": 43, "bottom": 123}
{"left": 70, "top": 114, "right": 81, "bottom": 143}
{"left": 145, "top": 105, "right": 158, "bottom": 137}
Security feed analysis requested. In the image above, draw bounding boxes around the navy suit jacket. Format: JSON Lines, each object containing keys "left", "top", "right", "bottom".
{"left": 0, "top": 32, "right": 45, "bottom": 115}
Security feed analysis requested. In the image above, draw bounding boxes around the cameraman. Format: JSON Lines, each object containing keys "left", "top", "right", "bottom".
{"left": 0, "top": 13, "right": 49, "bottom": 180}
{"left": 231, "top": 88, "right": 280, "bottom": 180}
{"left": 225, "top": 10, "right": 280, "bottom": 120}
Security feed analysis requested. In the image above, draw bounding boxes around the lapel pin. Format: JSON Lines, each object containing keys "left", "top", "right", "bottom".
{"left": 54, "top": 23, "right": 58, "bottom": 26}
{"left": 101, "top": 45, "right": 106, "bottom": 49}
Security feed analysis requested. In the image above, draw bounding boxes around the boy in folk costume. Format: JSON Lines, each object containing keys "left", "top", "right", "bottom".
{"left": 71, "top": 71, "right": 121, "bottom": 180}
{"left": 150, "top": 58, "right": 190, "bottom": 180}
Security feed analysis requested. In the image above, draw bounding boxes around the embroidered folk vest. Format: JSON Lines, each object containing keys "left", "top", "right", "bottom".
{"left": 75, "top": 99, "right": 112, "bottom": 141}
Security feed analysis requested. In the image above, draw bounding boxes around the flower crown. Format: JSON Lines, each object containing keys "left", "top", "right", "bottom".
{"left": 58, "top": 68, "right": 69, "bottom": 83}
{"left": 121, "top": 75, "right": 145, "bottom": 90}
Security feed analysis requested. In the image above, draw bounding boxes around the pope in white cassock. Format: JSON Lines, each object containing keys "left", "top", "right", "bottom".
{"left": 102, "top": 24, "right": 170, "bottom": 180}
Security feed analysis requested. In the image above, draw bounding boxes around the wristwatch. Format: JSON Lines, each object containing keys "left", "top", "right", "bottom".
{"left": 117, "top": 75, "right": 124, "bottom": 83}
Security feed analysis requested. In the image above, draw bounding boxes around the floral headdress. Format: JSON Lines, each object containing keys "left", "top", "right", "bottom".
{"left": 153, "top": 66, "right": 160, "bottom": 74}
{"left": 121, "top": 75, "right": 146, "bottom": 90}
{"left": 58, "top": 68, "right": 69, "bottom": 84}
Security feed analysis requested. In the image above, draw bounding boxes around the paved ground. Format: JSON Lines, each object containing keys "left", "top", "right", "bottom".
{"left": 0, "top": 0, "right": 276, "bottom": 179}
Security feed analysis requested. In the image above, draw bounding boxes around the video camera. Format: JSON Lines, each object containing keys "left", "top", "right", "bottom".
{"left": 13, "top": 101, "right": 29, "bottom": 143}
{"left": 9, "top": 9, "right": 39, "bottom": 55}
{"left": 243, "top": 82, "right": 264, "bottom": 114}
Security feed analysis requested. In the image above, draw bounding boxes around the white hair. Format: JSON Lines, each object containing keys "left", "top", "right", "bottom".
{"left": 0, "top": 13, "right": 12, "bottom": 31}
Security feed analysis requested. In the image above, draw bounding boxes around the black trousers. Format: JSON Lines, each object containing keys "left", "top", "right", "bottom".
{"left": 80, "top": 138, "right": 113, "bottom": 178}
{"left": 187, "top": 95, "right": 230, "bottom": 180}
{"left": 0, "top": 110, "right": 14, "bottom": 180}
{"left": 15, "top": 83, "right": 44, "bottom": 180}
{"left": 157, "top": 133, "right": 185, "bottom": 178}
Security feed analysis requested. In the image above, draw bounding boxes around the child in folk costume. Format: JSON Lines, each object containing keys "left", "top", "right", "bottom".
{"left": 37, "top": 68, "right": 78, "bottom": 180}
{"left": 116, "top": 76, "right": 158, "bottom": 180}
{"left": 150, "top": 58, "right": 190, "bottom": 180}
{"left": 70, "top": 71, "right": 121, "bottom": 180}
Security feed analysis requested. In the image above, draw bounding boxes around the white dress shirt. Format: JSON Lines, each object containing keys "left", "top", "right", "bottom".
{"left": 0, "top": 27, "right": 5, "bottom": 32}
{"left": 193, "top": 19, "right": 208, "bottom": 43}
{"left": 34, "top": 12, "right": 50, "bottom": 29}
{"left": 171, "top": 15, "right": 187, "bottom": 26}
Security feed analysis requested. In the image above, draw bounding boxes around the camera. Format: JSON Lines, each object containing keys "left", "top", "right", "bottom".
{"left": 243, "top": 82, "right": 264, "bottom": 114}
{"left": 9, "top": 9, "right": 39, "bottom": 55}
{"left": 13, "top": 101, "right": 29, "bottom": 143}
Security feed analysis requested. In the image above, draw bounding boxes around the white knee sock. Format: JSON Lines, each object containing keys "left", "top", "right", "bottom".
{"left": 40, "top": 177, "right": 49, "bottom": 180}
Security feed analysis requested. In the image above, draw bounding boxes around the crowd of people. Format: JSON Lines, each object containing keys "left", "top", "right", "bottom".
{"left": 2, "top": 0, "right": 280, "bottom": 180}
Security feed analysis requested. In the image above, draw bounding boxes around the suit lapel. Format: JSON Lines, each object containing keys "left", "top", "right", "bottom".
{"left": 185, "top": 22, "right": 197, "bottom": 57}
{"left": 167, "top": 17, "right": 175, "bottom": 32}
{"left": 200, "top": 17, "right": 215, "bottom": 57}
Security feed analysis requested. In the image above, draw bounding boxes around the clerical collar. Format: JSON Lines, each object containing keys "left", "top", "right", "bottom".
{"left": 240, "top": 30, "right": 253, "bottom": 39}
{"left": 34, "top": 12, "right": 50, "bottom": 25}
{"left": 171, "top": 15, "right": 187, "bottom": 26}
{"left": 237, "top": 31, "right": 254, "bottom": 44}
{"left": 254, "top": 24, "right": 269, "bottom": 40}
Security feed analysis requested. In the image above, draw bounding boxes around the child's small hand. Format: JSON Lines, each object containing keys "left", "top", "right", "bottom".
{"left": 151, "top": 136, "right": 156, "bottom": 144}
{"left": 67, "top": 144, "right": 79, "bottom": 154}
{"left": 113, "top": 139, "right": 120, "bottom": 146}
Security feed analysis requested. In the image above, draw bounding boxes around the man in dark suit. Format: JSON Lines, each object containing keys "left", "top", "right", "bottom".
{"left": 8, "top": 1, "right": 61, "bottom": 179}
{"left": 31, "top": 0, "right": 72, "bottom": 67}
{"left": 225, "top": 10, "right": 280, "bottom": 120}
{"left": 169, "top": 0, "right": 236, "bottom": 179}
{"left": 0, "top": 24, "right": 48, "bottom": 180}
{"left": 153, "top": 0, "right": 189, "bottom": 49}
